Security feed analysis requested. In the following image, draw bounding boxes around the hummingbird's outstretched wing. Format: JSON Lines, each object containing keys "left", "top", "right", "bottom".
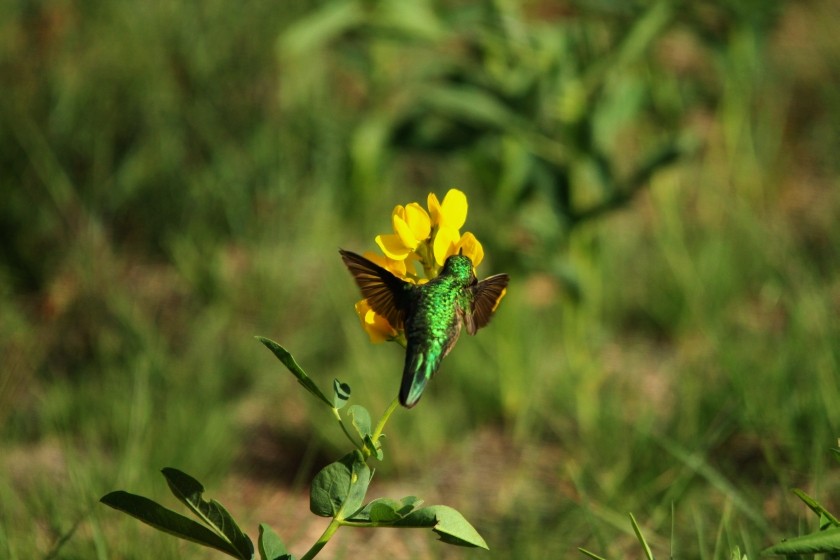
{"left": 465, "top": 273, "right": 509, "bottom": 335}
{"left": 339, "top": 249, "right": 414, "bottom": 330}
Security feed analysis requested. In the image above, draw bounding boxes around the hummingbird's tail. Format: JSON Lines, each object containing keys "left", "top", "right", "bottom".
{"left": 399, "top": 350, "right": 437, "bottom": 408}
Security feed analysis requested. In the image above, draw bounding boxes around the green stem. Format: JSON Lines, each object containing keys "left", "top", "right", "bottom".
{"left": 299, "top": 517, "right": 341, "bottom": 560}
{"left": 372, "top": 397, "right": 400, "bottom": 442}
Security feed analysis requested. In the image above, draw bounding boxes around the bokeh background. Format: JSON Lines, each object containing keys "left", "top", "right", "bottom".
{"left": 2, "top": 0, "right": 840, "bottom": 558}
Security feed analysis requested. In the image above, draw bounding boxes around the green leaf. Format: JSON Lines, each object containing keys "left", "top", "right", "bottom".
{"left": 333, "top": 379, "right": 351, "bottom": 409}
{"left": 347, "top": 496, "right": 422, "bottom": 524}
{"left": 100, "top": 491, "right": 246, "bottom": 559}
{"left": 628, "top": 513, "right": 654, "bottom": 560}
{"left": 793, "top": 488, "right": 840, "bottom": 528}
{"left": 257, "top": 337, "right": 331, "bottom": 407}
{"left": 577, "top": 548, "right": 607, "bottom": 560}
{"left": 161, "top": 468, "right": 254, "bottom": 560}
{"left": 393, "top": 505, "right": 488, "bottom": 549}
{"left": 310, "top": 452, "right": 371, "bottom": 519}
{"left": 762, "top": 526, "right": 840, "bottom": 555}
{"left": 258, "top": 524, "right": 292, "bottom": 560}
{"left": 347, "top": 405, "right": 371, "bottom": 438}
{"left": 363, "top": 434, "right": 383, "bottom": 461}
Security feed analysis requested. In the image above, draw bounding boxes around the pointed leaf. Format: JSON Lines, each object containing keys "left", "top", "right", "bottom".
{"left": 258, "top": 524, "right": 292, "bottom": 560}
{"left": 793, "top": 488, "right": 840, "bottom": 527}
{"left": 161, "top": 468, "right": 253, "bottom": 560}
{"left": 577, "top": 549, "right": 608, "bottom": 560}
{"left": 393, "top": 505, "right": 488, "bottom": 549}
{"left": 100, "top": 491, "right": 245, "bottom": 559}
{"left": 763, "top": 526, "right": 840, "bottom": 555}
{"left": 333, "top": 379, "right": 351, "bottom": 409}
{"left": 629, "top": 513, "right": 654, "bottom": 560}
{"left": 257, "top": 337, "right": 331, "bottom": 407}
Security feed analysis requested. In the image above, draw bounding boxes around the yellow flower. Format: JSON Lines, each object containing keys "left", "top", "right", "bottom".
{"left": 356, "top": 188, "right": 492, "bottom": 342}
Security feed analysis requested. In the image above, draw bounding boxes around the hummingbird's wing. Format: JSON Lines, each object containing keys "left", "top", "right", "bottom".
{"left": 339, "top": 249, "right": 414, "bottom": 330}
{"left": 465, "top": 273, "right": 509, "bottom": 335}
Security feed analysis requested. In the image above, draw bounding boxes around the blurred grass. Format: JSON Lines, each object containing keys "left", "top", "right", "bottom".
{"left": 2, "top": 0, "right": 840, "bottom": 559}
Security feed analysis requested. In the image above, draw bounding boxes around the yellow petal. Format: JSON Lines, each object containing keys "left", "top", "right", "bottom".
{"left": 457, "top": 232, "right": 484, "bottom": 268}
{"left": 433, "top": 225, "right": 460, "bottom": 265}
{"left": 375, "top": 233, "right": 411, "bottom": 260}
{"left": 365, "top": 251, "right": 407, "bottom": 277}
{"left": 439, "top": 189, "right": 467, "bottom": 229}
{"left": 404, "top": 202, "right": 431, "bottom": 241}
{"left": 427, "top": 192, "right": 442, "bottom": 225}
{"left": 355, "top": 300, "right": 397, "bottom": 343}
{"left": 391, "top": 204, "right": 406, "bottom": 222}
{"left": 393, "top": 214, "right": 418, "bottom": 249}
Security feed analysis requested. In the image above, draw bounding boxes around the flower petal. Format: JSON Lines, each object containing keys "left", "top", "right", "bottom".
{"left": 433, "top": 225, "right": 460, "bottom": 265}
{"left": 375, "top": 233, "right": 412, "bottom": 260}
{"left": 364, "top": 251, "right": 407, "bottom": 277}
{"left": 404, "top": 202, "right": 431, "bottom": 241}
{"left": 393, "top": 214, "right": 418, "bottom": 249}
{"left": 457, "top": 232, "right": 484, "bottom": 269}
{"left": 427, "top": 192, "right": 442, "bottom": 225}
{"left": 355, "top": 299, "right": 397, "bottom": 343}
{"left": 439, "top": 189, "right": 467, "bottom": 229}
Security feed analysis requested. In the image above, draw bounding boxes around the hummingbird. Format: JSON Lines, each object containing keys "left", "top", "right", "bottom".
{"left": 339, "top": 249, "right": 509, "bottom": 408}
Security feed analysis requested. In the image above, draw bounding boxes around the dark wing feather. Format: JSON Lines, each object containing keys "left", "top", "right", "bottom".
{"left": 466, "top": 273, "right": 509, "bottom": 335}
{"left": 339, "top": 249, "right": 413, "bottom": 330}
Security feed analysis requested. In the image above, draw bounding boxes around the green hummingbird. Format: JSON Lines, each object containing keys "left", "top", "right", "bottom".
{"left": 340, "top": 249, "right": 509, "bottom": 408}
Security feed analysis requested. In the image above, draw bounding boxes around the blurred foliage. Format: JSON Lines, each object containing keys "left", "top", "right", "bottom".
{"left": 2, "top": 0, "right": 840, "bottom": 558}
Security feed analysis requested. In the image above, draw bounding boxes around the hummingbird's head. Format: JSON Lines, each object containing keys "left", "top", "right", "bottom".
{"left": 440, "top": 254, "right": 476, "bottom": 285}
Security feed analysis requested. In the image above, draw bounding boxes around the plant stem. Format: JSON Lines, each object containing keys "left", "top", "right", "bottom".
{"left": 299, "top": 517, "right": 341, "bottom": 560}
{"left": 372, "top": 397, "right": 399, "bottom": 442}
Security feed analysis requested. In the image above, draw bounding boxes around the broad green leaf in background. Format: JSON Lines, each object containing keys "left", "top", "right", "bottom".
{"left": 100, "top": 491, "right": 248, "bottom": 559}
{"left": 257, "top": 337, "right": 332, "bottom": 407}
{"left": 161, "top": 468, "right": 254, "bottom": 560}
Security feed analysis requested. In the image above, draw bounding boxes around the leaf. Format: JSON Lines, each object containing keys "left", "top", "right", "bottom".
{"left": 762, "top": 526, "right": 840, "bottom": 555}
{"left": 347, "top": 405, "right": 371, "bottom": 438}
{"left": 100, "top": 491, "right": 246, "bottom": 559}
{"left": 310, "top": 453, "right": 371, "bottom": 519}
{"left": 161, "top": 468, "right": 254, "bottom": 560}
{"left": 792, "top": 488, "right": 840, "bottom": 528}
{"left": 577, "top": 548, "right": 607, "bottom": 560}
{"left": 363, "top": 434, "right": 383, "bottom": 461}
{"left": 257, "top": 337, "right": 332, "bottom": 407}
{"left": 347, "top": 496, "right": 422, "bottom": 523}
{"left": 393, "top": 505, "right": 488, "bottom": 549}
{"left": 333, "top": 379, "right": 351, "bottom": 409}
{"left": 258, "top": 524, "right": 292, "bottom": 560}
{"left": 628, "top": 513, "right": 654, "bottom": 560}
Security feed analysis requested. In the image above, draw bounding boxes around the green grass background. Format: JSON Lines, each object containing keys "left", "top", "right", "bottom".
{"left": 2, "top": 1, "right": 840, "bottom": 558}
